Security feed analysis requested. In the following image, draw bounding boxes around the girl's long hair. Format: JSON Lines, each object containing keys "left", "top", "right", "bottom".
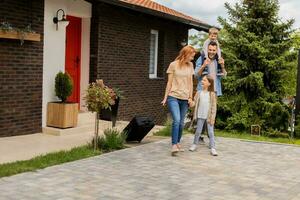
{"left": 175, "top": 45, "right": 196, "bottom": 67}
{"left": 204, "top": 75, "right": 215, "bottom": 92}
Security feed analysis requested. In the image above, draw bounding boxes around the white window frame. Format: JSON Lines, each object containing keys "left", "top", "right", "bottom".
{"left": 149, "top": 30, "right": 159, "bottom": 79}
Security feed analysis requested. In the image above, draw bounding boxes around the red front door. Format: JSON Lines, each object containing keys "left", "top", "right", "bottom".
{"left": 65, "top": 15, "right": 82, "bottom": 104}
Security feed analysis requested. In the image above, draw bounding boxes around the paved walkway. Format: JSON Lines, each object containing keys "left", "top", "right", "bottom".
{"left": 0, "top": 135, "right": 300, "bottom": 200}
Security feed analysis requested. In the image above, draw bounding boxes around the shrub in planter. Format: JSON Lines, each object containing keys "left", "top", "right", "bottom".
{"left": 47, "top": 71, "right": 78, "bottom": 128}
{"left": 55, "top": 71, "right": 73, "bottom": 103}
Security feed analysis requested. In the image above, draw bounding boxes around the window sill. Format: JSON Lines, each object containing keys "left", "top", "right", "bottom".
{"left": 149, "top": 77, "right": 164, "bottom": 80}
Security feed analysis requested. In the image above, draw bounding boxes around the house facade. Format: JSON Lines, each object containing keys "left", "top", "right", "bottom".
{"left": 0, "top": 0, "right": 211, "bottom": 137}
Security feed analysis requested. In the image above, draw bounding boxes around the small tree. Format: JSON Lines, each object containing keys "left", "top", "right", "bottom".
{"left": 84, "top": 80, "right": 116, "bottom": 151}
{"left": 55, "top": 71, "right": 73, "bottom": 103}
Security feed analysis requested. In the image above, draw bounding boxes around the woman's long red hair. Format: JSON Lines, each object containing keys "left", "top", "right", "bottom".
{"left": 175, "top": 45, "right": 196, "bottom": 67}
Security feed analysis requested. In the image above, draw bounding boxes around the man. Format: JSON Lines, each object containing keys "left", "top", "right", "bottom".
{"left": 194, "top": 41, "right": 226, "bottom": 143}
{"left": 195, "top": 41, "right": 226, "bottom": 96}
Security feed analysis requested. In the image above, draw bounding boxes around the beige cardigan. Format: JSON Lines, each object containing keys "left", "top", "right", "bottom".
{"left": 191, "top": 91, "right": 217, "bottom": 125}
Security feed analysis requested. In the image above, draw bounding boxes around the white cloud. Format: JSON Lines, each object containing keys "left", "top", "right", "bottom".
{"left": 279, "top": 1, "right": 300, "bottom": 27}
{"left": 154, "top": 0, "right": 300, "bottom": 29}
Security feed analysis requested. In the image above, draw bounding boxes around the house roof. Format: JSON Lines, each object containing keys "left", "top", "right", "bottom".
{"left": 98, "top": 0, "right": 212, "bottom": 31}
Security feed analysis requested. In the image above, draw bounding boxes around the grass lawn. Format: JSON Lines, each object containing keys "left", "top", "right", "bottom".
{"left": 215, "top": 129, "right": 300, "bottom": 146}
{"left": 154, "top": 125, "right": 300, "bottom": 146}
{"left": 0, "top": 145, "right": 100, "bottom": 178}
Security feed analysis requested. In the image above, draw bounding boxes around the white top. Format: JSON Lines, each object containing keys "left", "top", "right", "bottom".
{"left": 197, "top": 91, "right": 210, "bottom": 119}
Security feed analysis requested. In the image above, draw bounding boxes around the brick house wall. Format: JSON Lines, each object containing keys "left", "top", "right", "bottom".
{"left": 90, "top": 2, "right": 189, "bottom": 125}
{"left": 0, "top": 0, "right": 44, "bottom": 137}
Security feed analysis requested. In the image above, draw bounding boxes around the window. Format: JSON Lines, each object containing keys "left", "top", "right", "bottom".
{"left": 149, "top": 30, "right": 158, "bottom": 79}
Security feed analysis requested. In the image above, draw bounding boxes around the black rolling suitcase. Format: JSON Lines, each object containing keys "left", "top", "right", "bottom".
{"left": 123, "top": 116, "right": 155, "bottom": 142}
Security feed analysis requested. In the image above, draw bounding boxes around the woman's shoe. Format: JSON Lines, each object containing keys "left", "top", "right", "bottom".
{"left": 177, "top": 144, "right": 185, "bottom": 152}
{"left": 171, "top": 145, "right": 179, "bottom": 156}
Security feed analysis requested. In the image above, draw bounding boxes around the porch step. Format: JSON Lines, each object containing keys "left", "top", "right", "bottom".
{"left": 43, "top": 123, "right": 94, "bottom": 136}
{"left": 43, "top": 110, "right": 164, "bottom": 136}
{"left": 43, "top": 120, "right": 128, "bottom": 136}
{"left": 78, "top": 112, "right": 96, "bottom": 126}
{"left": 76, "top": 112, "right": 163, "bottom": 135}
{"left": 43, "top": 112, "right": 97, "bottom": 136}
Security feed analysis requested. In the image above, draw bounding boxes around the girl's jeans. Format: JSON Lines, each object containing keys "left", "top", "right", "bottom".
{"left": 167, "top": 96, "right": 189, "bottom": 145}
{"left": 193, "top": 118, "right": 215, "bottom": 148}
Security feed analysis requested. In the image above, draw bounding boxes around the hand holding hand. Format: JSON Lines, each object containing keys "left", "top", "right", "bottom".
{"left": 188, "top": 98, "right": 195, "bottom": 107}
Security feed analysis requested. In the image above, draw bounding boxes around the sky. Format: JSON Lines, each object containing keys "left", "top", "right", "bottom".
{"left": 154, "top": 0, "right": 300, "bottom": 30}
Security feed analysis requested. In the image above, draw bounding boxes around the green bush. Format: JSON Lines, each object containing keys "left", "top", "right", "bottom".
{"left": 90, "top": 128, "right": 126, "bottom": 152}
{"left": 217, "top": 95, "right": 290, "bottom": 134}
{"left": 262, "top": 129, "right": 290, "bottom": 138}
{"left": 55, "top": 71, "right": 73, "bottom": 102}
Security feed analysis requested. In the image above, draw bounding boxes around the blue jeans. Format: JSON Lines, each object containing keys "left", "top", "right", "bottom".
{"left": 167, "top": 96, "right": 189, "bottom": 145}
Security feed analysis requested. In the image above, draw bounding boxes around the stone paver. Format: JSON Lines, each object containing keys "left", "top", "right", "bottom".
{"left": 0, "top": 135, "right": 300, "bottom": 200}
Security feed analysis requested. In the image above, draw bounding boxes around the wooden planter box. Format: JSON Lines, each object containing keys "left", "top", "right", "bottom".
{"left": 47, "top": 102, "right": 78, "bottom": 128}
{"left": 0, "top": 30, "right": 41, "bottom": 42}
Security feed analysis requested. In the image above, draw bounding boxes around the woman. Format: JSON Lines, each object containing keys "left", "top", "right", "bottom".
{"left": 161, "top": 45, "right": 195, "bottom": 155}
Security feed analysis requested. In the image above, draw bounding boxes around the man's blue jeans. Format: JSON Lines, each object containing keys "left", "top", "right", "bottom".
{"left": 167, "top": 96, "right": 189, "bottom": 145}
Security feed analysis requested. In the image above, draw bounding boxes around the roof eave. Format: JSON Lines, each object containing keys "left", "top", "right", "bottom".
{"left": 96, "top": 0, "right": 212, "bottom": 32}
{"left": 168, "top": 17, "right": 212, "bottom": 32}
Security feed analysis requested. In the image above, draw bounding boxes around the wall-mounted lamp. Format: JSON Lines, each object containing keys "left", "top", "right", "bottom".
{"left": 53, "top": 9, "right": 69, "bottom": 30}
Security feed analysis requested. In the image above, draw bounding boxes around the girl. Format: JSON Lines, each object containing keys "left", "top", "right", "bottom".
{"left": 189, "top": 75, "right": 218, "bottom": 156}
{"left": 161, "top": 45, "right": 195, "bottom": 155}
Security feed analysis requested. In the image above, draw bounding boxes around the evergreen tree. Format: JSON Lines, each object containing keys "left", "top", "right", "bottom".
{"left": 217, "top": 0, "right": 296, "bottom": 133}
{"left": 292, "top": 30, "right": 300, "bottom": 50}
